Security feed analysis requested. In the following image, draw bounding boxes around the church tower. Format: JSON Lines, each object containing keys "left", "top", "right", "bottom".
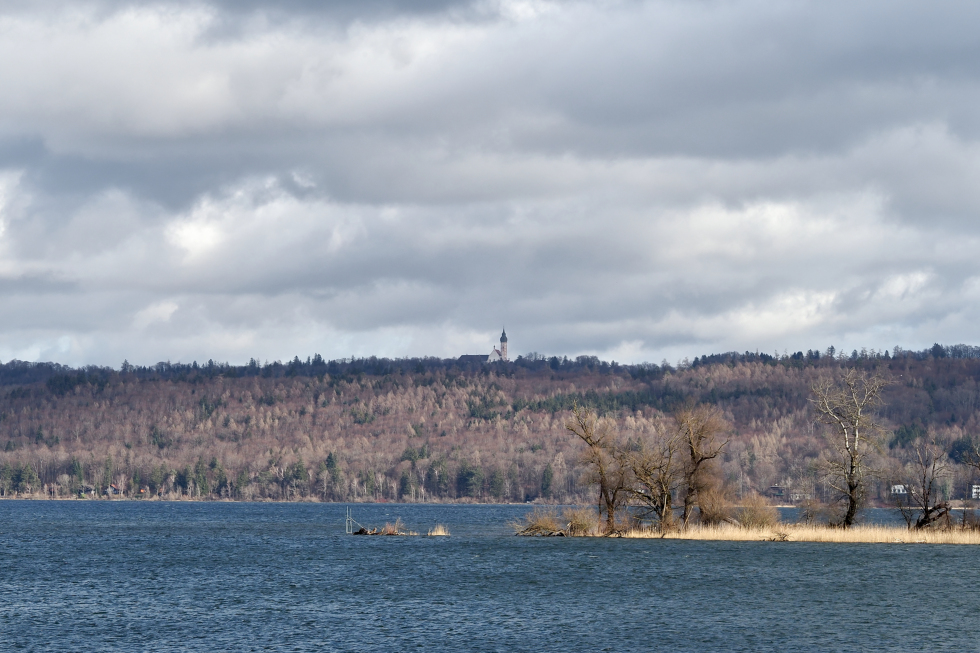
{"left": 500, "top": 328, "right": 508, "bottom": 361}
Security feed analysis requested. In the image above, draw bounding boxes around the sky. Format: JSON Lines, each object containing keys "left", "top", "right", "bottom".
{"left": 1, "top": 0, "right": 979, "bottom": 367}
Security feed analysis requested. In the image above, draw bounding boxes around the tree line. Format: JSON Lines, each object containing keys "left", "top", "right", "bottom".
{"left": 3, "top": 346, "right": 980, "bottom": 510}
{"left": 570, "top": 368, "right": 980, "bottom": 533}
{"left": 4, "top": 342, "right": 978, "bottom": 389}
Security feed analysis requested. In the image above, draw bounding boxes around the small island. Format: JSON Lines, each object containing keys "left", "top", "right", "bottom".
{"left": 516, "top": 369, "right": 980, "bottom": 545}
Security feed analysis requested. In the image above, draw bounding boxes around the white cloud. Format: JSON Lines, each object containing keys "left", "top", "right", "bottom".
{"left": 0, "top": 170, "right": 23, "bottom": 244}
{"left": 166, "top": 215, "right": 226, "bottom": 261}
{"left": 133, "top": 300, "right": 179, "bottom": 329}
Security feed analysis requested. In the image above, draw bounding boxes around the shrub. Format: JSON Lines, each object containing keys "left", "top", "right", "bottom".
{"left": 562, "top": 507, "right": 600, "bottom": 536}
{"left": 797, "top": 498, "right": 832, "bottom": 525}
{"left": 736, "top": 493, "right": 780, "bottom": 529}
{"left": 512, "top": 508, "right": 562, "bottom": 535}
{"left": 380, "top": 518, "right": 405, "bottom": 535}
{"left": 698, "top": 487, "right": 735, "bottom": 525}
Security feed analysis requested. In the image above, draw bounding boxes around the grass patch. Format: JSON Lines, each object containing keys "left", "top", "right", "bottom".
{"left": 618, "top": 523, "right": 980, "bottom": 544}
{"left": 427, "top": 524, "right": 450, "bottom": 536}
{"left": 354, "top": 518, "right": 418, "bottom": 536}
{"left": 512, "top": 507, "right": 563, "bottom": 536}
{"left": 563, "top": 507, "right": 602, "bottom": 536}
{"left": 733, "top": 493, "right": 779, "bottom": 529}
{"left": 512, "top": 507, "right": 604, "bottom": 536}
{"left": 379, "top": 518, "right": 418, "bottom": 536}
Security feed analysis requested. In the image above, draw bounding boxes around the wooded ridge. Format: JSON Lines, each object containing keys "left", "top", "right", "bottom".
{"left": 2, "top": 345, "right": 979, "bottom": 504}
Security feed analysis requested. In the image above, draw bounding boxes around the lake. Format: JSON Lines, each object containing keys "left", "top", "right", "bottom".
{"left": 1, "top": 501, "right": 977, "bottom": 652}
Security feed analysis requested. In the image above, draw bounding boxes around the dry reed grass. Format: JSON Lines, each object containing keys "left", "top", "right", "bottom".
{"left": 379, "top": 519, "right": 402, "bottom": 535}
{"left": 620, "top": 523, "right": 980, "bottom": 544}
{"left": 378, "top": 518, "right": 418, "bottom": 536}
{"left": 512, "top": 507, "right": 605, "bottom": 536}
{"left": 562, "top": 507, "right": 603, "bottom": 536}
{"left": 427, "top": 524, "right": 450, "bottom": 536}
{"left": 734, "top": 493, "right": 780, "bottom": 529}
{"left": 511, "top": 507, "right": 563, "bottom": 535}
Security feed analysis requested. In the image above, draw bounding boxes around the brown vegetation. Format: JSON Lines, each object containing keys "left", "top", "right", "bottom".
{"left": 622, "top": 523, "right": 980, "bottom": 545}
{"left": 352, "top": 518, "right": 418, "bottom": 536}
{"left": 676, "top": 404, "right": 729, "bottom": 525}
{"left": 565, "top": 406, "right": 632, "bottom": 532}
{"left": 512, "top": 507, "right": 564, "bottom": 536}
{"left": 512, "top": 506, "right": 603, "bottom": 537}
{"left": 627, "top": 426, "right": 682, "bottom": 530}
{"left": 2, "top": 348, "right": 980, "bottom": 516}
{"left": 569, "top": 402, "right": 734, "bottom": 533}
{"left": 734, "top": 493, "right": 780, "bottom": 528}
{"left": 810, "top": 369, "right": 889, "bottom": 527}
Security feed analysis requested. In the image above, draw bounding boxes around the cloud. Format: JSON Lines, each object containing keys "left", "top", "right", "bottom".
{"left": 1, "top": 0, "right": 980, "bottom": 366}
{"left": 133, "top": 300, "right": 180, "bottom": 329}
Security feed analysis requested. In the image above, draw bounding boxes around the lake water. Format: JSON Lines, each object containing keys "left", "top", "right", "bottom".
{"left": 1, "top": 500, "right": 978, "bottom": 652}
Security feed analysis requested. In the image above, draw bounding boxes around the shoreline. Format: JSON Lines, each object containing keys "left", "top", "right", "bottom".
{"left": 562, "top": 524, "right": 980, "bottom": 545}
{"left": 630, "top": 524, "right": 980, "bottom": 544}
{"left": 0, "top": 495, "right": 544, "bottom": 506}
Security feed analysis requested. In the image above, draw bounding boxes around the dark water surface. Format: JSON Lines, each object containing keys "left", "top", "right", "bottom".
{"left": 1, "top": 501, "right": 978, "bottom": 652}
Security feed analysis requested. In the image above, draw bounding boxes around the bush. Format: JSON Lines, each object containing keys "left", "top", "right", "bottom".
{"left": 797, "top": 498, "right": 832, "bottom": 525}
{"left": 698, "top": 487, "right": 735, "bottom": 525}
{"left": 736, "top": 493, "right": 780, "bottom": 528}
{"left": 512, "top": 508, "right": 562, "bottom": 535}
{"left": 380, "top": 518, "right": 405, "bottom": 535}
{"left": 562, "top": 507, "right": 600, "bottom": 536}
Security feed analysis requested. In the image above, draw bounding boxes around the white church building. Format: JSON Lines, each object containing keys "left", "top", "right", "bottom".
{"left": 458, "top": 328, "right": 509, "bottom": 364}
{"left": 487, "top": 328, "right": 508, "bottom": 362}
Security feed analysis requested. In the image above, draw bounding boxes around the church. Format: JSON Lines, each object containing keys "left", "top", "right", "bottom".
{"left": 487, "top": 328, "right": 508, "bottom": 362}
{"left": 458, "top": 329, "right": 509, "bottom": 364}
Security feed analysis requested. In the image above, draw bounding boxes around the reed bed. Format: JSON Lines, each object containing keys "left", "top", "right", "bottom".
{"left": 512, "top": 507, "right": 605, "bottom": 537}
{"left": 513, "top": 503, "right": 980, "bottom": 544}
{"left": 427, "top": 524, "right": 451, "bottom": 536}
{"left": 376, "top": 519, "right": 418, "bottom": 536}
{"left": 621, "top": 524, "right": 980, "bottom": 545}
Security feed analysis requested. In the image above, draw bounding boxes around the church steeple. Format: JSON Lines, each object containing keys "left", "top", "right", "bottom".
{"left": 500, "top": 328, "right": 508, "bottom": 361}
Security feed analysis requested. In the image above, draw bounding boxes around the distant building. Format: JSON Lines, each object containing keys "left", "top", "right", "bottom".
{"left": 891, "top": 484, "right": 908, "bottom": 496}
{"left": 972, "top": 485, "right": 980, "bottom": 500}
{"left": 488, "top": 329, "right": 508, "bottom": 362}
{"left": 459, "top": 328, "right": 509, "bottom": 364}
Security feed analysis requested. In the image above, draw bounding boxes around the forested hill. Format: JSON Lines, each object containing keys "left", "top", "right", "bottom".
{"left": 2, "top": 344, "right": 980, "bottom": 503}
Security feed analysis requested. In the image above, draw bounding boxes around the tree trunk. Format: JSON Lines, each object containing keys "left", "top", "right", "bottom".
{"left": 682, "top": 488, "right": 696, "bottom": 525}
{"left": 843, "top": 479, "right": 859, "bottom": 527}
{"left": 600, "top": 487, "right": 616, "bottom": 533}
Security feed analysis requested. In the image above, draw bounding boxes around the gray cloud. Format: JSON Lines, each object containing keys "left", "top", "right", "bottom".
{"left": 1, "top": 0, "right": 979, "bottom": 366}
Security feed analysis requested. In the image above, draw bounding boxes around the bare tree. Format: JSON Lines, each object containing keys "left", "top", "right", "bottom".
{"left": 810, "top": 369, "right": 889, "bottom": 528}
{"left": 675, "top": 404, "right": 729, "bottom": 526}
{"left": 566, "top": 405, "right": 631, "bottom": 534}
{"left": 893, "top": 434, "right": 952, "bottom": 530}
{"left": 958, "top": 439, "right": 980, "bottom": 523}
{"left": 628, "top": 427, "right": 682, "bottom": 531}
{"left": 961, "top": 439, "right": 980, "bottom": 476}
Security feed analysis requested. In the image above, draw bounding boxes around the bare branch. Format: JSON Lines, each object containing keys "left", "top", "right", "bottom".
{"left": 566, "top": 405, "right": 632, "bottom": 534}
{"left": 809, "top": 369, "right": 889, "bottom": 528}
{"left": 674, "top": 404, "right": 729, "bottom": 526}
